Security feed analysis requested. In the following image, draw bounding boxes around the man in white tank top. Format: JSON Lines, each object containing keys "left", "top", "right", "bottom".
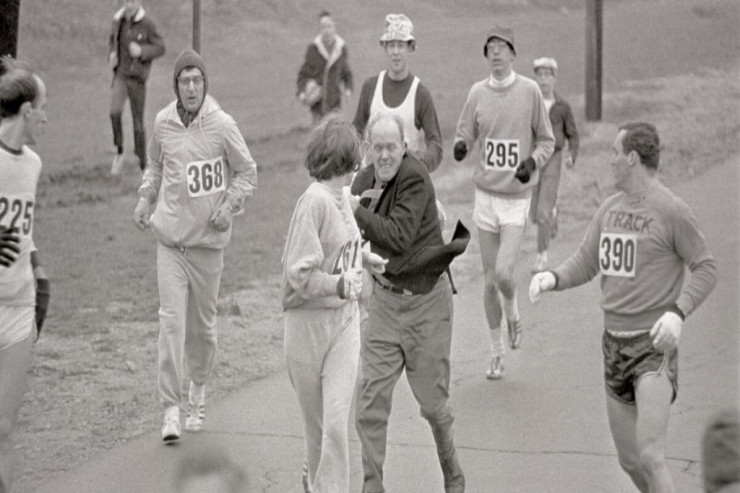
{"left": 352, "top": 13, "right": 443, "bottom": 173}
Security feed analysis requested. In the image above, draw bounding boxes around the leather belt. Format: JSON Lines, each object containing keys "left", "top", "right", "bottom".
{"left": 373, "top": 276, "right": 415, "bottom": 296}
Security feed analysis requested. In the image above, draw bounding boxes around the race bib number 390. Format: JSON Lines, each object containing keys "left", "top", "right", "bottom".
{"left": 186, "top": 158, "right": 226, "bottom": 198}
{"left": 599, "top": 232, "right": 637, "bottom": 278}
{"left": 485, "top": 139, "right": 519, "bottom": 170}
{"left": 0, "top": 194, "right": 34, "bottom": 238}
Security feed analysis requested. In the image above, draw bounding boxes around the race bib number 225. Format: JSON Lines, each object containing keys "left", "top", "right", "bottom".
{"left": 0, "top": 194, "right": 34, "bottom": 237}
{"left": 187, "top": 158, "right": 226, "bottom": 198}
{"left": 599, "top": 232, "right": 637, "bottom": 278}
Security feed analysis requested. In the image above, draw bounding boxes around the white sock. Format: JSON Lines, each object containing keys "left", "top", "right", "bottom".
{"left": 502, "top": 290, "right": 520, "bottom": 321}
{"left": 490, "top": 326, "right": 505, "bottom": 356}
{"left": 190, "top": 382, "right": 205, "bottom": 404}
{"left": 165, "top": 405, "right": 179, "bottom": 420}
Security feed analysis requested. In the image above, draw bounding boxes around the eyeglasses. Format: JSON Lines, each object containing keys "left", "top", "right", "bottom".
{"left": 177, "top": 76, "right": 205, "bottom": 87}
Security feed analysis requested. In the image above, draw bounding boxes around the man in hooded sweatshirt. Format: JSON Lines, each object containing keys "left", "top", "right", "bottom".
{"left": 133, "top": 49, "right": 258, "bottom": 442}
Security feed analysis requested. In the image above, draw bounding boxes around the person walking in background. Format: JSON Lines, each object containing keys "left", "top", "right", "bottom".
{"left": 133, "top": 50, "right": 257, "bottom": 442}
{"left": 530, "top": 122, "right": 717, "bottom": 493}
{"left": 109, "top": 0, "right": 165, "bottom": 175}
{"left": 281, "top": 117, "right": 387, "bottom": 492}
{"left": 353, "top": 13, "right": 443, "bottom": 173}
{"left": 350, "top": 112, "right": 469, "bottom": 493}
{"left": 529, "top": 56, "right": 579, "bottom": 273}
{"left": 453, "top": 25, "right": 554, "bottom": 379}
{"left": 296, "top": 11, "right": 353, "bottom": 124}
{"left": 0, "top": 57, "right": 50, "bottom": 493}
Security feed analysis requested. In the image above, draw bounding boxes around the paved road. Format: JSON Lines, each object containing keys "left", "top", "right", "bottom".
{"left": 36, "top": 161, "right": 738, "bottom": 492}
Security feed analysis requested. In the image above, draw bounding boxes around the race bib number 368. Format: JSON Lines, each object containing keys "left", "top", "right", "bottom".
{"left": 485, "top": 139, "right": 519, "bottom": 170}
{"left": 0, "top": 194, "right": 34, "bottom": 238}
{"left": 186, "top": 158, "right": 226, "bottom": 198}
{"left": 599, "top": 232, "right": 637, "bottom": 278}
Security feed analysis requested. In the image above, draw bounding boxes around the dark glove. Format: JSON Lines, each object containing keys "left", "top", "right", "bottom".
{"left": 514, "top": 157, "right": 536, "bottom": 183}
{"left": 35, "top": 278, "right": 50, "bottom": 339}
{"left": 0, "top": 226, "right": 20, "bottom": 267}
{"left": 453, "top": 141, "right": 468, "bottom": 162}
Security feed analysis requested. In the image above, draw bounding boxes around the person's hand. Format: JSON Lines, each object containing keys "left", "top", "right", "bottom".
{"left": 337, "top": 268, "right": 363, "bottom": 300}
{"left": 35, "top": 277, "right": 50, "bottom": 340}
{"left": 515, "top": 157, "right": 536, "bottom": 183}
{"left": 650, "top": 312, "right": 682, "bottom": 352}
{"left": 529, "top": 271, "right": 556, "bottom": 303}
{"left": 210, "top": 203, "right": 234, "bottom": 232}
{"left": 563, "top": 153, "right": 575, "bottom": 169}
{"left": 363, "top": 251, "right": 388, "bottom": 275}
{"left": 128, "top": 41, "right": 142, "bottom": 58}
{"left": 0, "top": 226, "right": 20, "bottom": 267}
{"left": 133, "top": 198, "right": 151, "bottom": 231}
{"left": 453, "top": 141, "right": 468, "bottom": 162}
{"left": 348, "top": 194, "right": 360, "bottom": 213}
{"left": 108, "top": 51, "right": 118, "bottom": 70}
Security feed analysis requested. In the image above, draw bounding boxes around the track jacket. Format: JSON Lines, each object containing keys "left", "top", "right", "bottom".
{"left": 139, "top": 95, "right": 258, "bottom": 250}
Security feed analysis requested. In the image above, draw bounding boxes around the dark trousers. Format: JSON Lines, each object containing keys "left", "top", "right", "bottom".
{"left": 110, "top": 74, "right": 147, "bottom": 170}
{"left": 356, "top": 278, "right": 456, "bottom": 492}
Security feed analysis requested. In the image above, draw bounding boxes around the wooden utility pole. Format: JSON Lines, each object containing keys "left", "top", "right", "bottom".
{"left": 585, "top": 0, "right": 603, "bottom": 121}
{"left": 0, "top": 0, "right": 21, "bottom": 74}
{"left": 193, "top": 0, "right": 201, "bottom": 53}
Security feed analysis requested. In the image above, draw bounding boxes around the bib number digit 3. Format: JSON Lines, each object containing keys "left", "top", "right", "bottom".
{"left": 485, "top": 139, "right": 519, "bottom": 170}
{"left": 186, "top": 158, "right": 226, "bottom": 198}
{"left": 599, "top": 232, "right": 637, "bottom": 277}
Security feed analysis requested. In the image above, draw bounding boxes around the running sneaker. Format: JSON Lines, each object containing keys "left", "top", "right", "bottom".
{"left": 185, "top": 382, "right": 206, "bottom": 432}
{"left": 507, "top": 317, "right": 523, "bottom": 350}
{"left": 162, "top": 413, "right": 181, "bottom": 442}
{"left": 302, "top": 460, "right": 311, "bottom": 493}
{"left": 486, "top": 355, "right": 504, "bottom": 380}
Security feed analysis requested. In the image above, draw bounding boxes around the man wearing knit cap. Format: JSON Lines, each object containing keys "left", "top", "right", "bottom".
{"left": 133, "top": 49, "right": 258, "bottom": 442}
{"left": 530, "top": 56, "right": 579, "bottom": 274}
{"left": 352, "top": 13, "right": 443, "bottom": 173}
{"left": 453, "top": 25, "right": 554, "bottom": 379}
{"left": 108, "top": 0, "right": 165, "bottom": 175}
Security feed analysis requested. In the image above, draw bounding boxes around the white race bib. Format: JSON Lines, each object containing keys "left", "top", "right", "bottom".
{"left": 599, "top": 232, "right": 637, "bottom": 278}
{"left": 186, "top": 158, "right": 226, "bottom": 198}
{"left": 0, "top": 193, "right": 34, "bottom": 238}
{"left": 484, "top": 139, "right": 520, "bottom": 171}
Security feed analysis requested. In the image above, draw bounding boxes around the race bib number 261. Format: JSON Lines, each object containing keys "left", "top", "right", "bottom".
{"left": 186, "top": 158, "right": 226, "bottom": 198}
{"left": 599, "top": 232, "right": 637, "bottom": 278}
{"left": 485, "top": 139, "right": 519, "bottom": 170}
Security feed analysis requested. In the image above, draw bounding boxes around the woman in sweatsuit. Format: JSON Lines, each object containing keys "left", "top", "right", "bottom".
{"left": 281, "top": 117, "right": 386, "bottom": 493}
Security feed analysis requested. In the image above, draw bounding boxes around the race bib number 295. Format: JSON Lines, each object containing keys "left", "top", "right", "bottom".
{"left": 187, "top": 158, "right": 226, "bottom": 198}
{"left": 0, "top": 194, "right": 34, "bottom": 237}
{"left": 485, "top": 139, "right": 519, "bottom": 170}
{"left": 599, "top": 232, "right": 637, "bottom": 278}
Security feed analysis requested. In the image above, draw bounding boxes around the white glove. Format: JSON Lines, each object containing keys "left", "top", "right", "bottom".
{"left": 338, "top": 268, "right": 363, "bottom": 301}
{"left": 133, "top": 198, "right": 151, "bottom": 230}
{"left": 649, "top": 312, "right": 683, "bottom": 351}
{"left": 529, "top": 271, "right": 556, "bottom": 303}
{"left": 363, "top": 251, "right": 388, "bottom": 275}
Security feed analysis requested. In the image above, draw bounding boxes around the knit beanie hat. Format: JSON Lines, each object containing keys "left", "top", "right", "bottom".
{"left": 703, "top": 408, "right": 740, "bottom": 493}
{"left": 173, "top": 49, "right": 207, "bottom": 98}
